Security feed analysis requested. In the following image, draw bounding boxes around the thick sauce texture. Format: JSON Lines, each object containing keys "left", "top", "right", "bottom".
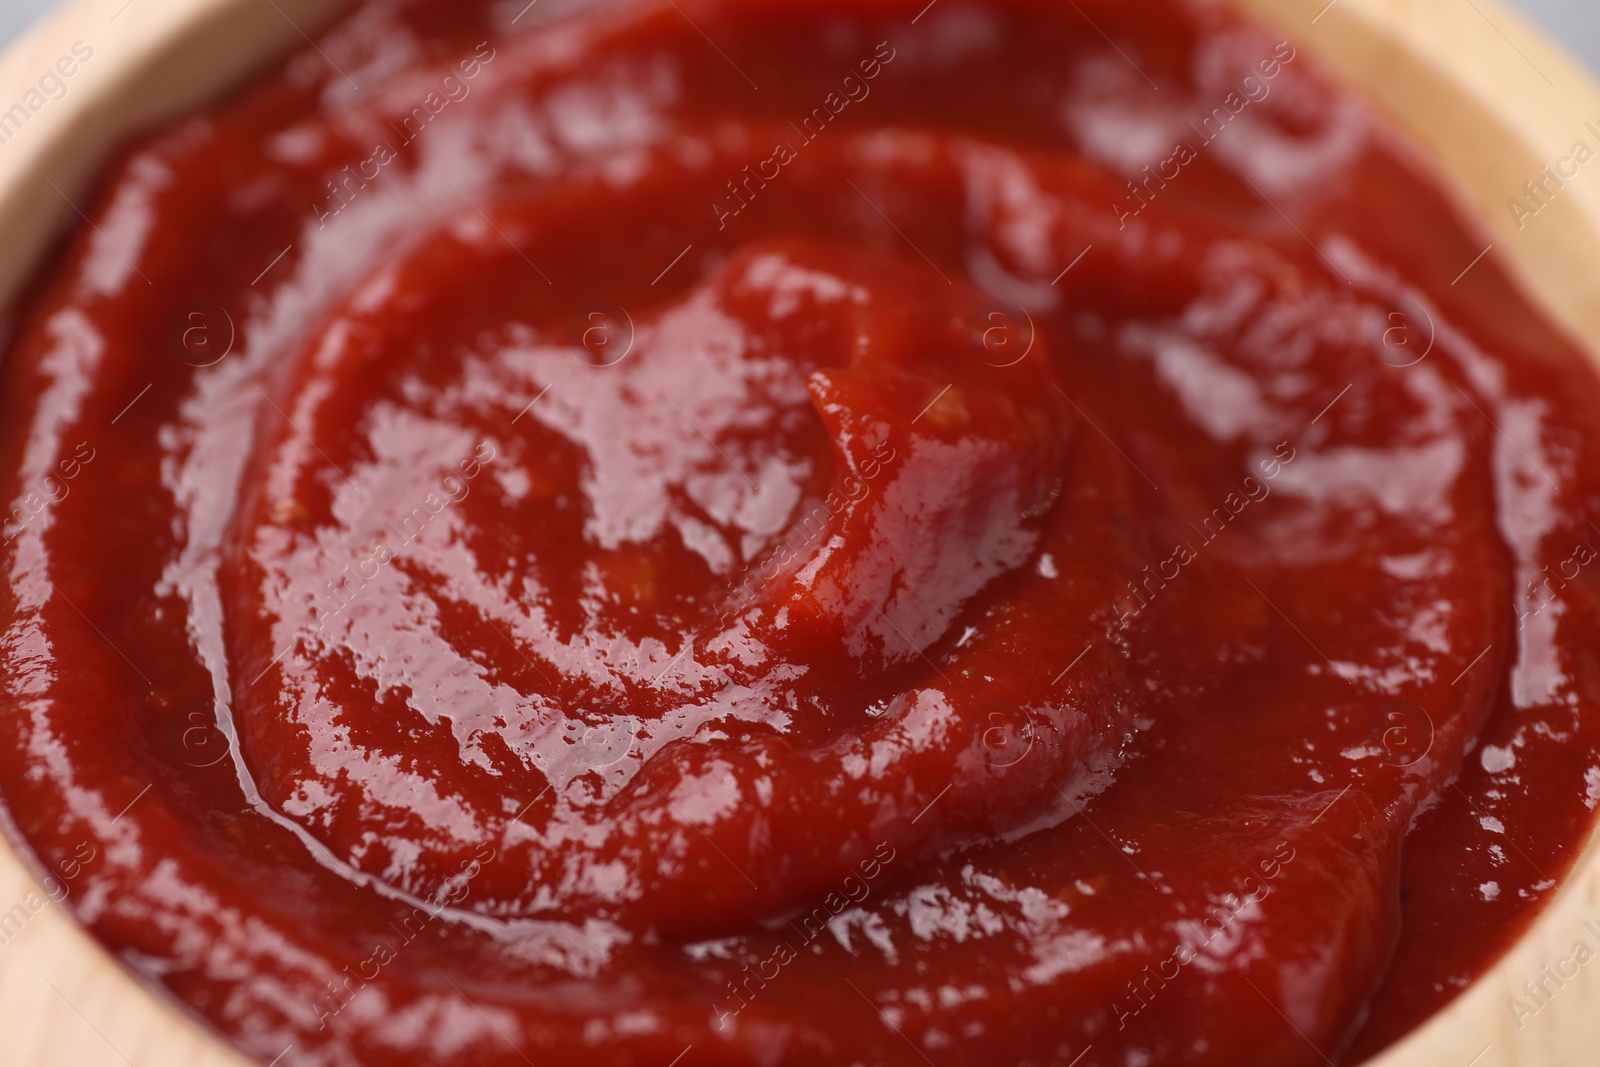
{"left": 4, "top": 0, "right": 1600, "bottom": 1064}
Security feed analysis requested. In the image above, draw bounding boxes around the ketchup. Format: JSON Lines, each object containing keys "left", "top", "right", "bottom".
{"left": 2, "top": 0, "right": 1599, "bottom": 1064}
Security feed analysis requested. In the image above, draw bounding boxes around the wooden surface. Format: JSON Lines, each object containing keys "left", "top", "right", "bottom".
{"left": 2, "top": 0, "right": 1600, "bottom": 1064}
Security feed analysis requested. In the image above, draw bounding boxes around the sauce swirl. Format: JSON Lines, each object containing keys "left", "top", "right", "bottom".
{"left": 2, "top": 1, "right": 1600, "bottom": 1064}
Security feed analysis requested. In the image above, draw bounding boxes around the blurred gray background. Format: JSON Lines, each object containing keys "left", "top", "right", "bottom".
{"left": 1519, "top": 0, "right": 1600, "bottom": 72}
{"left": 0, "top": 0, "right": 1596, "bottom": 77}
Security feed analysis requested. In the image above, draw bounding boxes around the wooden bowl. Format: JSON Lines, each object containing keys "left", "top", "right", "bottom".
{"left": 1, "top": 0, "right": 1598, "bottom": 1063}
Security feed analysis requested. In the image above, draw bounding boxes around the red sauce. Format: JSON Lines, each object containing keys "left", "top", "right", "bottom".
{"left": 3, "top": 0, "right": 1600, "bottom": 1064}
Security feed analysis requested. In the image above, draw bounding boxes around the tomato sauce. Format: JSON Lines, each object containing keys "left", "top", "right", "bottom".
{"left": 3, "top": 0, "right": 1600, "bottom": 1064}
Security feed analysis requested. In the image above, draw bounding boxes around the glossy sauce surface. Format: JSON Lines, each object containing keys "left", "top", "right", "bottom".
{"left": 3, "top": 1, "right": 1600, "bottom": 1064}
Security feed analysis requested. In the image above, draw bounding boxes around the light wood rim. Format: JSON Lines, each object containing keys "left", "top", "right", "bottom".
{"left": 1230, "top": 2, "right": 1600, "bottom": 1065}
{"left": 1, "top": 0, "right": 1599, "bottom": 1063}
